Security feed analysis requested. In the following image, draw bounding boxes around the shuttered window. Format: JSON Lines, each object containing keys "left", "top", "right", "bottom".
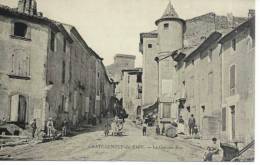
{"left": 230, "top": 65, "right": 236, "bottom": 96}
{"left": 10, "top": 50, "right": 30, "bottom": 78}
{"left": 162, "top": 103, "right": 171, "bottom": 118}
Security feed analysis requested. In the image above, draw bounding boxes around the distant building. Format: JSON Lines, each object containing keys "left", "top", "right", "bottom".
{"left": 106, "top": 54, "right": 136, "bottom": 99}
{"left": 121, "top": 68, "right": 142, "bottom": 121}
{"left": 0, "top": 0, "right": 114, "bottom": 132}
{"left": 139, "top": 2, "right": 254, "bottom": 144}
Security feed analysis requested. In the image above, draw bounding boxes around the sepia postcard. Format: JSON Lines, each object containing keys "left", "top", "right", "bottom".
{"left": 0, "top": 0, "right": 255, "bottom": 162}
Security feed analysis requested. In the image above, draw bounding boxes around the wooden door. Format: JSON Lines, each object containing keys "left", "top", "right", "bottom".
{"left": 18, "top": 95, "right": 27, "bottom": 123}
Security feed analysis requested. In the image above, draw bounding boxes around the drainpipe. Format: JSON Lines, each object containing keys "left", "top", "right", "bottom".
{"left": 155, "top": 57, "right": 160, "bottom": 122}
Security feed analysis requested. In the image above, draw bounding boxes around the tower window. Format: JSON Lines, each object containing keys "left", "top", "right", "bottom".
{"left": 50, "top": 31, "right": 56, "bottom": 51}
{"left": 14, "top": 22, "right": 27, "bottom": 38}
{"left": 230, "top": 65, "right": 236, "bottom": 96}
{"left": 164, "top": 23, "right": 169, "bottom": 30}
{"left": 63, "top": 38, "right": 67, "bottom": 53}
{"left": 232, "top": 39, "right": 236, "bottom": 51}
{"left": 148, "top": 44, "right": 152, "bottom": 48}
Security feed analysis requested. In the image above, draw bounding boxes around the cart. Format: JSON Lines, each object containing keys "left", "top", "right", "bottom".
{"left": 220, "top": 140, "right": 254, "bottom": 161}
{"left": 111, "top": 119, "right": 124, "bottom": 136}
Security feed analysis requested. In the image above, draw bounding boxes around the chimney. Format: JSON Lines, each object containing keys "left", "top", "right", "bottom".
{"left": 17, "top": 0, "right": 24, "bottom": 13}
{"left": 227, "top": 13, "right": 234, "bottom": 29}
{"left": 17, "top": 0, "right": 38, "bottom": 16}
{"left": 248, "top": 9, "right": 255, "bottom": 18}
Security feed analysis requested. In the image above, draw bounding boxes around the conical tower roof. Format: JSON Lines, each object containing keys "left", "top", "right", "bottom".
{"left": 155, "top": 1, "right": 185, "bottom": 27}
{"left": 161, "top": 1, "right": 179, "bottom": 19}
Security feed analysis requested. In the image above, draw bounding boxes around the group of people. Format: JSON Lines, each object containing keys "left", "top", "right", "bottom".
{"left": 30, "top": 117, "right": 69, "bottom": 139}
{"left": 142, "top": 122, "right": 165, "bottom": 136}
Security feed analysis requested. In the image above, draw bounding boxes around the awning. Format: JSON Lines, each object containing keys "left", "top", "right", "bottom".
{"left": 143, "top": 101, "right": 159, "bottom": 116}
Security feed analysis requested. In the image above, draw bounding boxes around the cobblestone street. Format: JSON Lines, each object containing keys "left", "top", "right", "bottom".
{"left": 0, "top": 120, "right": 206, "bottom": 161}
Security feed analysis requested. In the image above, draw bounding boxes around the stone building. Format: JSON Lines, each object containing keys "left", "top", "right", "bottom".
{"left": 106, "top": 54, "right": 136, "bottom": 99}
{"left": 219, "top": 17, "right": 255, "bottom": 143}
{"left": 139, "top": 2, "right": 254, "bottom": 143}
{"left": 0, "top": 0, "right": 114, "bottom": 133}
{"left": 121, "top": 68, "right": 142, "bottom": 121}
{"left": 139, "top": 2, "right": 247, "bottom": 112}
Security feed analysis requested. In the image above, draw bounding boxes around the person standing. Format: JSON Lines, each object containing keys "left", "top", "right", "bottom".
{"left": 62, "top": 119, "right": 68, "bottom": 137}
{"left": 31, "top": 119, "right": 37, "bottom": 138}
{"left": 188, "top": 114, "right": 196, "bottom": 135}
{"left": 161, "top": 124, "right": 165, "bottom": 135}
{"left": 156, "top": 125, "right": 160, "bottom": 135}
{"left": 178, "top": 116, "right": 185, "bottom": 134}
{"left": 47, "top": 117, "right": 54, "bottom": 137}
{"left": 142, "top": 123, "right": 147, "bottom": 136}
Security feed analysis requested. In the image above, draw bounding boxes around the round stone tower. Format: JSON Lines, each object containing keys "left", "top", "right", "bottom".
{"left": 155, "top": 2, "right": 186, "bottom": 54}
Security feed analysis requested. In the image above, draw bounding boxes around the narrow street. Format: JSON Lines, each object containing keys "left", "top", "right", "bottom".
{"left": 0, "top": 120, "right": 206, "bottom": 161}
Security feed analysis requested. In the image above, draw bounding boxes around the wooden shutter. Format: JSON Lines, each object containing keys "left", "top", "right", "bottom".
{"left": 163, "top": 103, "right": 171, "bottom": 118}
{"left": 222, "top": 108, "right": 226, "bottom": 131}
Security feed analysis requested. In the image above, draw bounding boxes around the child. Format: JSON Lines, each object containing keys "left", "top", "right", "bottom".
{"left": 104, "top": 122, "right": 110, "bottom": 136}
{"left": 203, "top": 137, "right": 219, "bottom": 161}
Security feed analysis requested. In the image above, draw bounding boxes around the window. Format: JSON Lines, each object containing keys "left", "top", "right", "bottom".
{"left": 97, "top": 72, "right": 100, "bottom": 78}
{"left": 137, "top": 84, "right": 142, "bottom": 99}
{"left": 137, "top": 73, "right": 142, "bottom": 83}
{"left": 62, "top": 61, "right": 66, "bottom": 84}
{"left": 14, "top": 22, "right": 27, "bottom": 38}
{"left": 208, "top": 49, "right": 213, "bottom": 63}
{"left": 208, "top": 72, "right": 214, "bottom": 95}
{"left": 201, "top": 105, "right": 205, "bottom": 112}
{"left": 164, "top": 23, "right": 169, "bottom": 30}
{"left": 230, "top": 65, "right": 236, "bottom": 96}
{"left": 148, "top": 44, "right": 152, "bottom": 48}
{"left": 232, "top": 39, "right": 236, "bottom": 51}
{"left": 128, "top": 75, "right": 130, "bottom": 83}
{"left": 10, "top": 49, "right": 30, "bottom": 79}
{"left": 97, "top": 90, "right": 100, "bottom": 96}
{"left": 222, "top": 108, "right": 226, "bottom": 131}
{"left": 192, "top": 59, "right": 195, "bottom": 65}
{"left": 187, "top": 106, "right": 191, "bottom": 112}
{"left": 61, "top": 95, "right": 65, "bottom": 112}
{"left": 50, "top": 31, "right": 55, "bottom": 51}
{"left": 63, "top": 38, "right": 67, "bottom": 52}
{"left": 189, "top": 76, "right": 194, "bottom": 98}
{"left": 162, "top": 103, "right": 171, "bottom": 118}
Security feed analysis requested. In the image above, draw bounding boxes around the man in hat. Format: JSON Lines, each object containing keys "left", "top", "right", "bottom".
{"left": 31, "top": 119, "right": 37, "bottom": 138}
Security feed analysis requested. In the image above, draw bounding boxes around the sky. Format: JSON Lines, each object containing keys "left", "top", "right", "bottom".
{"left": 0, "top": 0, "right": 255, "bottom": 66}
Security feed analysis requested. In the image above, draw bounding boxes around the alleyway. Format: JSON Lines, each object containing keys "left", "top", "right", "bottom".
{"left": 0, "top": 120, "right": 206, "bottom": 161}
